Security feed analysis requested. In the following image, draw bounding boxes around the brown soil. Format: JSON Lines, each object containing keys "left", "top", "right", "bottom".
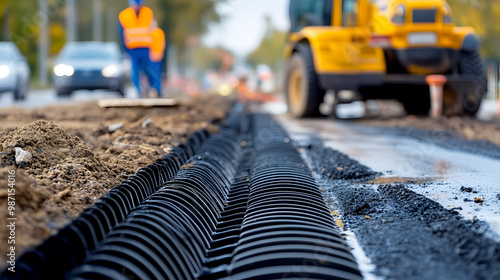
{"left": 0, "top": 95, "right": 233, "bottom": 263}
{"left": 0, "top": 168, "right": 52, "bottom": 259}
{"left": 355, "top": 116, "right": 500, "bottom": 146}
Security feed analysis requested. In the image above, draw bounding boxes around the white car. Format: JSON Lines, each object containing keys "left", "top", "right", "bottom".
{"left": 0, "top": 42, "right": 31, "bottom": 101}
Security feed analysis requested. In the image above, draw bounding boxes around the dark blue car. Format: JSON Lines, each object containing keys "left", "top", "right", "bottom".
{"left": 53, "top": 42, "right": 126, "bottom": 97}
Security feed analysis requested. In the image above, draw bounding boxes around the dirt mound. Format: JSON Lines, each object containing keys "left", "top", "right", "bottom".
{"left": 1, "top": 120, "right": 105, "bottom": 170}
{"left": 0, "top": 95, "right": 234, "bottom": 265}
{"left": 0, "top": 121, "right": 120, "bottom": 263}
{"left": 0, "top": 121, "right": 118, "bottom": 217}
{"left": 87, "top": 106, "right": 220, "bottom": 178}
{"left": 0, "top": 168, "right": 52, "bottom": 264}
{"left": 1, "top": 120, "right": 115, "bottom": 174}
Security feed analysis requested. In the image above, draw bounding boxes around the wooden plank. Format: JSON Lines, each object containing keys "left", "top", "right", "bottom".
{"left": 97, "top": 98, "right": 179, "bottom": 108}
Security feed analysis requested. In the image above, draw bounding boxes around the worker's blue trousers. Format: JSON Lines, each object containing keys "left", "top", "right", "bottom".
{"left": 128, "top": 48, "right": 160, "bottom": 97}
{"left": 150, "top": 61, "right": 162, "bottom": 96}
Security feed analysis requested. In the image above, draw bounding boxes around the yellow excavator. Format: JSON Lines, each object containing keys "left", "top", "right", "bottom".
{"left": 285, "top": 0, "right": 487, "bottom": 118}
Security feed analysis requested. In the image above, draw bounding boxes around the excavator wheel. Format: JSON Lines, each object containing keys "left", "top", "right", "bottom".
{"left": 285, "top": 44, "right": 326, "bottom": 118}
{"left": 444, "top": 50, "right": 486, "bottom": 117}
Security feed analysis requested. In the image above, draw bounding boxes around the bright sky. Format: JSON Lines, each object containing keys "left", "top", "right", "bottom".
{"left": 202, "top": 0, "right": 290, "bottom": 57}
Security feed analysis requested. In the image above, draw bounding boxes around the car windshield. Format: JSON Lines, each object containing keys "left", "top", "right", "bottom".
{"left": 60, "top": 45, "right": 119, "bottom": 60}
{"left": 0, "top": 45, "right": 15, "bottom": 61}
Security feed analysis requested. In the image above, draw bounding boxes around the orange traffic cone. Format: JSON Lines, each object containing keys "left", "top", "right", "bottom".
{"left": 426, "top": 75, "right": 447, "bottom": 118}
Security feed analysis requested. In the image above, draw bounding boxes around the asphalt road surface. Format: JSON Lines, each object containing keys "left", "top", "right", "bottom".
{"left": 260, "top": 105, "right": 500, "bottom": 280}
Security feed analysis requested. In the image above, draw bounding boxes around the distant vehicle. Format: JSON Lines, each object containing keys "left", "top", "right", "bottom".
{"left": 53, "top": 42, "right": 126, "bottom": 97}
{"left": 0, "top": 42, "right": 31, "bottom": 101}
{"left": 256, "top": 64, "right": 275, "bottom": 93}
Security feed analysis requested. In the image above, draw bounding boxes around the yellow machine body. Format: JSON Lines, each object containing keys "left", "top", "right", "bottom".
{"left": 286, "top": 0, "right": 479, "bottom": 90}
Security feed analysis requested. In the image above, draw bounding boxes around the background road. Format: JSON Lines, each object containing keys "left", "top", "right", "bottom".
{"left": 0, "top": 88, "right": 130, "bottom": 109}
{"left": 2, "top": 89, "right": 499, "bottom": 121}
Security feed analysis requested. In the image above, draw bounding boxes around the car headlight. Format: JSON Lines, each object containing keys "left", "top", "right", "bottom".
{"left": 54, "top": 64, "right": 74, "bottom": 77}
{"left": 391, "top": 4, "right": 406, "bottom": 24}
{"left": 0, "top": 65, "right": 10, "bottom": 79}
{"left": 102, "top": 64, "right": 120, "bottom": 77}
{"left": 66, "top": 65, "right": 74, "bottom": 76}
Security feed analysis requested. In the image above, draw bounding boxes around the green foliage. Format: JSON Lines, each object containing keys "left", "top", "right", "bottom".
{"left": 247, "top": 17, "right": 287, "bottom": 70}
{"left": 194, "top": 46, "right": 224, "bottom": 71}
{"left": 1, "top": 0, "right": 67, "bottom": 79}
{"left": 448, "top": 0, "right": 500, "bottom": 60}
{"left": 148, "top": 0, "right": 223, "bottom": 48}
{"left": 146, "top": 0, "right": 226, "bottom": 68}
{"left": 1, "top": 0, "right": 38, "bottom": 74}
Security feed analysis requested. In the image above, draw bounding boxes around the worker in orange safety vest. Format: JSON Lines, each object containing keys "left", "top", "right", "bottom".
{"left": 149, "top": 20, "right": 166, "bottom": 97}
{"left": 119, "top": 0, "right": 159, "bottom": 97}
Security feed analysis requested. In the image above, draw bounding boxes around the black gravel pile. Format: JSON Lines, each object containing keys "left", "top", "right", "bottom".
{"left": 303, "top": 141, "right": 500, "bottom": 280}
{"left": 304, "top": 143, "right": 376, "bottom": 180}
{"left": 379, "top": 184, "right": 500, "bottom": 279}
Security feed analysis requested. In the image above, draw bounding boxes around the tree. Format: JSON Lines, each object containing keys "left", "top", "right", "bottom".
{"left": 1, "top": 0, "right": 39, "bottom": 77}
{"left": 448, "top": 0, "right": 500, "bottom": 60}
{"left": 1, "top": 0, "right": 67, "bottom": 81}
{"left": 149, "top": 0, "right": 223, "bottom": 48}
{"left": 246, "top": 16, "right": 288, "bottom": 70}
{"left": 148, "top": 0, "right": 226, "bottom": 71}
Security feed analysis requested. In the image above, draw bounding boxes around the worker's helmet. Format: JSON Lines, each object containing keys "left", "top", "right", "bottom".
{"left": 128, "top": 0, "right": 144, "bottom": 6}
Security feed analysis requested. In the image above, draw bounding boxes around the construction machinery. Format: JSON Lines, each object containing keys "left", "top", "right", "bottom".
{"left": 285, "top": 0, "right": 487, "bottom": 118}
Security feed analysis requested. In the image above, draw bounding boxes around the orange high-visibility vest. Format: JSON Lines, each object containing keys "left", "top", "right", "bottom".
{"left": 119, "top": 7, "right": 153, "bottom": 49}
{"left": 150, "top": 28, "right": 166, "bottom": 62}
